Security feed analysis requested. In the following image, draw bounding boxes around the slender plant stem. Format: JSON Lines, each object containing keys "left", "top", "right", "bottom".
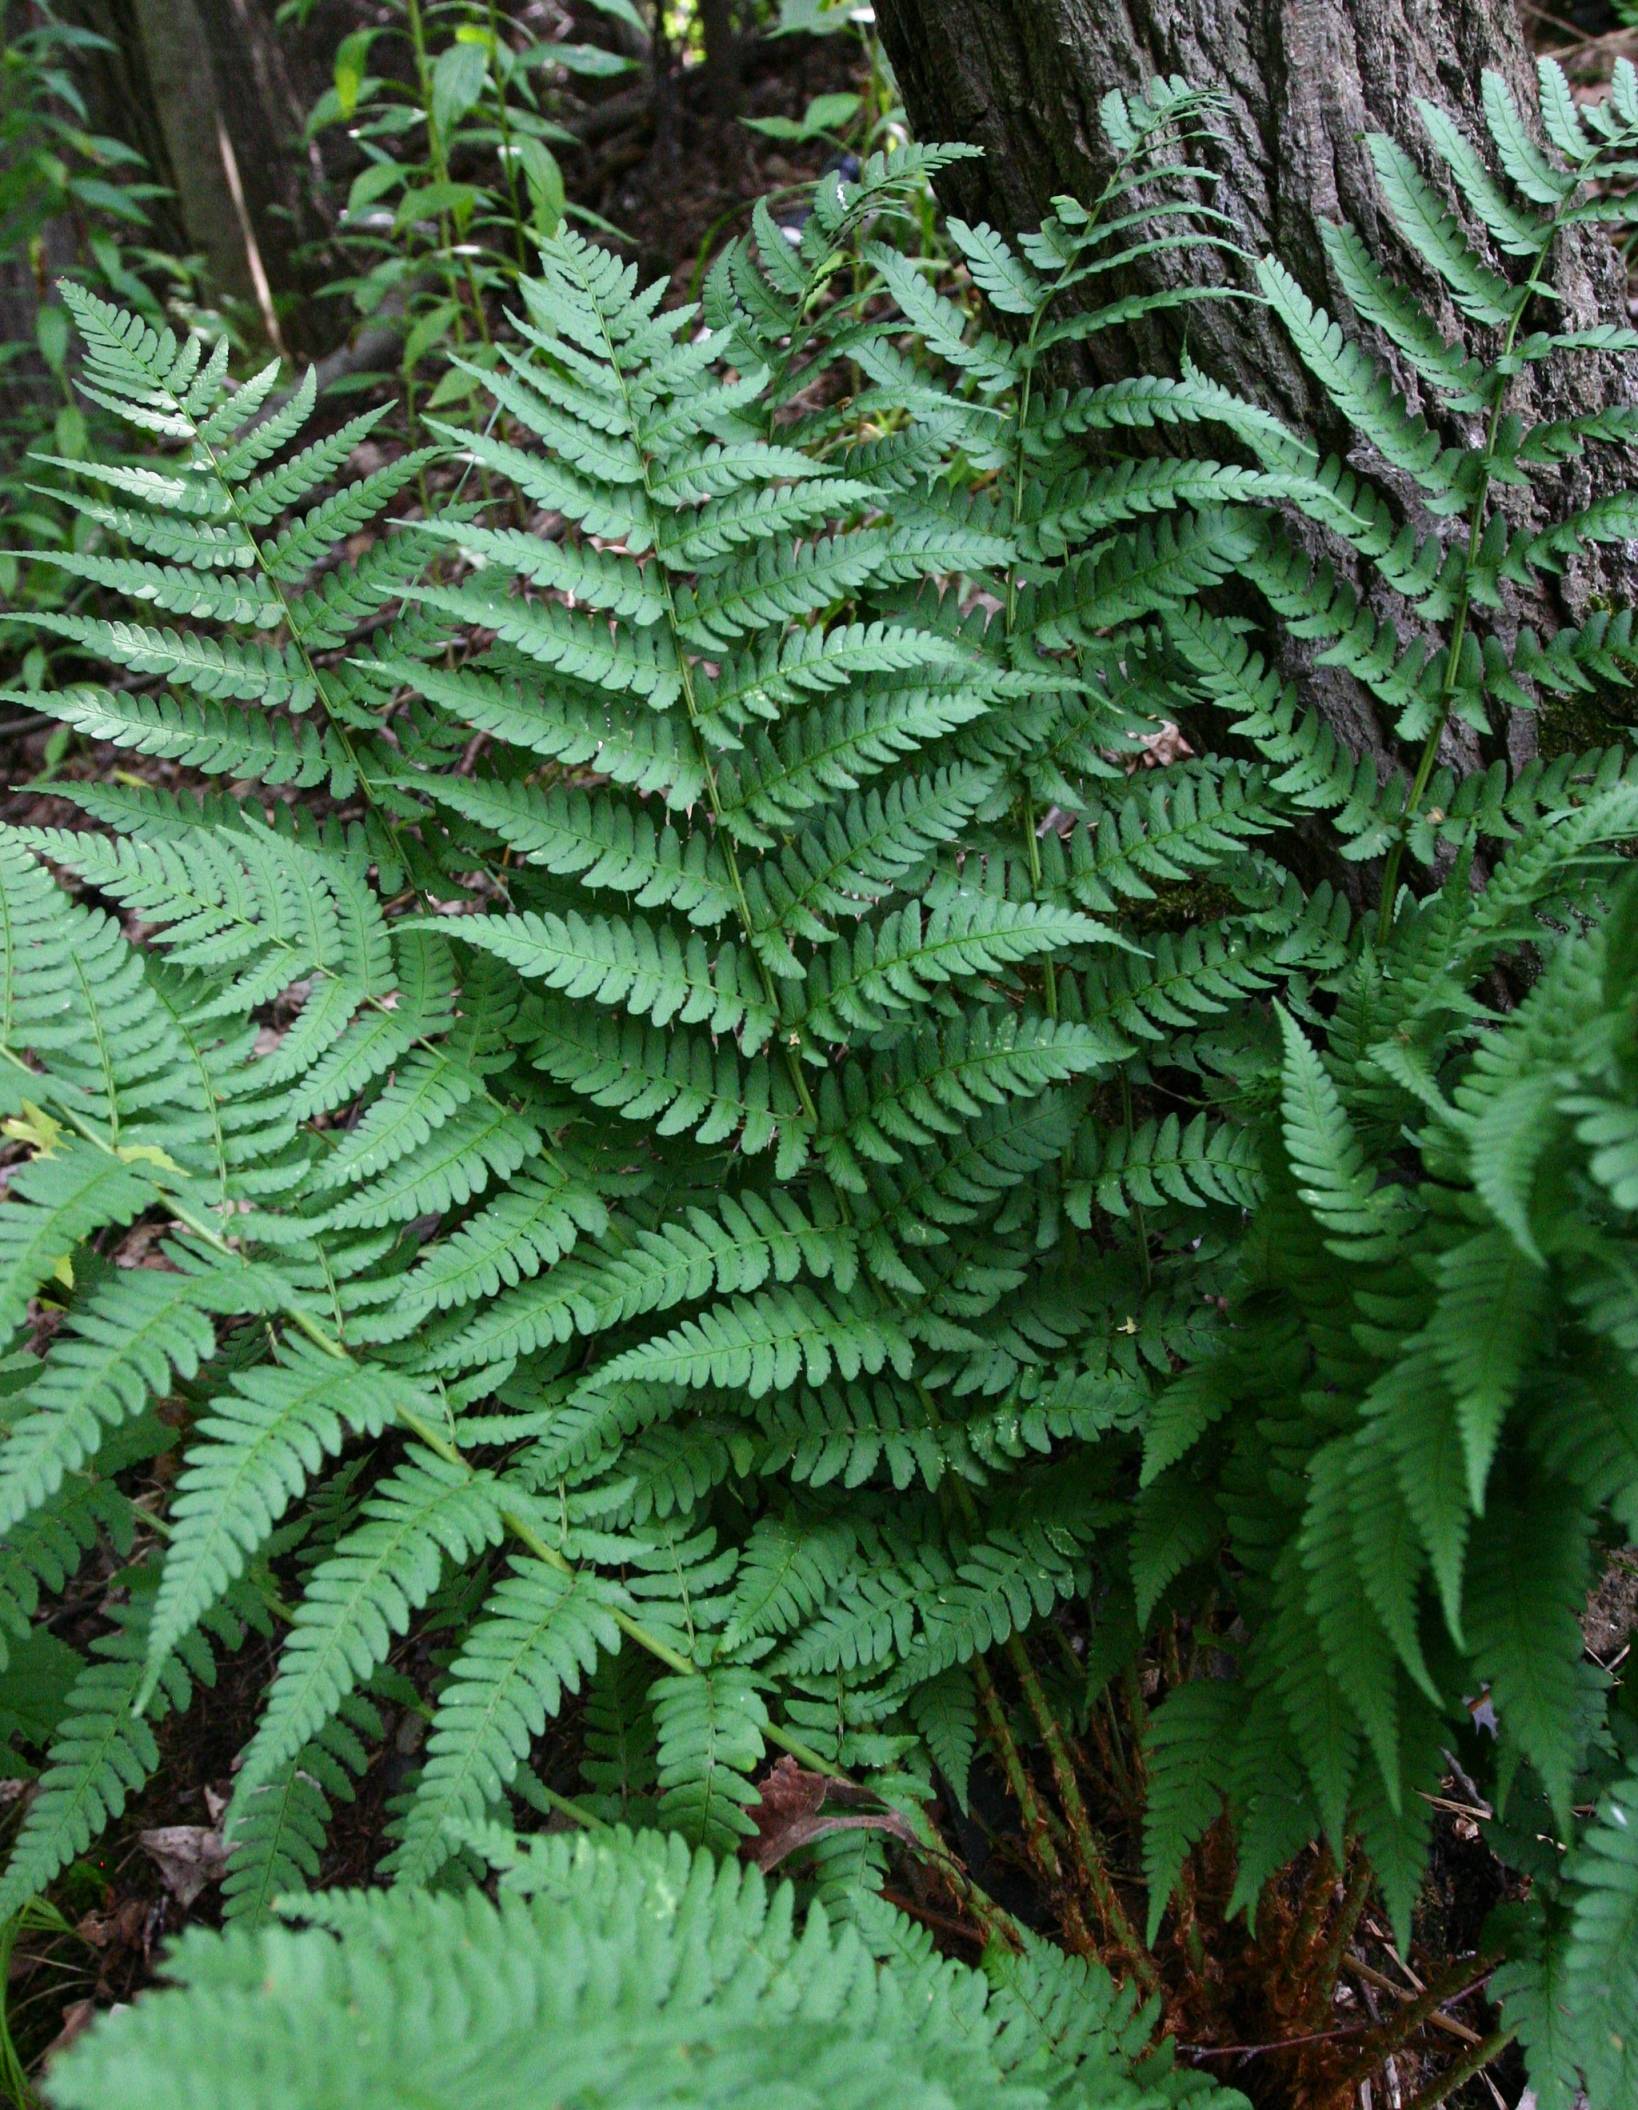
{"left": 973, "top": 1656, "right": 1098, "bottom": 1958}
{"left": 484, "top": 0, "right": 530, "bottom": 276}
{"left": 1398, "top": 2025, "right": 1515, "bottom": 2110}
{"left": 1286, "top": 1845, "right": 1340, "bottom": 1992}
{"left": 405, "top": 0, "right": 493, "bottom": 351}
{"left": 1378, "top": 1956, "right": 1500, "bottom": 2053}
{"left": 1004, "top": 1632, "right": 1160, "bottom": 1992}
{"left": 1336, "top": 1954, "right": 1502, "bottom": 2084}
{"left": 1094, "top": 1689, "right": 1139, "bottom": 1808}
{"left": 1345, "top": 1956, "right": 1482, "bottom": 2048}
{"left": 943, "top": 1479, "right": 1137, "bottom": 1972}
{"left": 1308, "top": 1851, "right": 1373, "bottom": 2024}
{"left": 512, "top": 1767, "right": 609, "bottom": 1831}
{"left": 973, "top": 1657, "right": 1067, "bottom": 1870}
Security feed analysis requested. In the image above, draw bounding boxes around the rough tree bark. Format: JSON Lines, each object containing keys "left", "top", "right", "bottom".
{"left": 189, "top": 0, "right": 331, "bottom": 334}
{"left": 874, "top": 0, "right": 1633, "bottom": 450}
{"left": 873, "top": 0, "right": 1638, "bottom": 835}
{"left": 65, "top": 0, "right": 330, "bottom": 355}
{"left": 699, "top": 0, "right": 745, "bottom": 121}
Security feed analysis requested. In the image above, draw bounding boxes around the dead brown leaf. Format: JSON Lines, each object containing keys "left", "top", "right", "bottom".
{"left": 138, "top": 1825, "right": 227, "bottom": 1908}
{"left": 1133, "top": 721, "right": 1193, "bottom": 770}
{"left": 743, "top": 1755, "right": 918, "bottom": 1873}
{"left": 75, "top": 1898, "right": 147, "bottom": 1952}
{"left": 41, "top": 1998, "right": 101, "bottom": 2062}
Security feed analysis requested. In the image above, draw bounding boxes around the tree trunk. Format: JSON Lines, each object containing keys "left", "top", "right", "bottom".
{"left": 188, "top": 0, "right": 331, "bottom": 326}
{"left": 873, "top": 0, "right": 1638, "bottom": 831}
{"left": 70, "top": 0, "right": 330, "bottom": 356}
{"left": 874, "top": 0, "right": 1631, "bottom": 440}
{"left": 699, "top": 0, "right": 744, "bottom": 122}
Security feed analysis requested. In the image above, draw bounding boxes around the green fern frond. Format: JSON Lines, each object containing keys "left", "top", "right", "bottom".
{"left": 1142, "top": 1682, "right": 1238, "bottom": 1942}
{"left": 222, "top": 1697, "right": 380, "bottom": 1928}
{"left": 227, "top": 1451, "right": 508, "bottom": 1820}
{"left": 0, "top": 1249, "right": 269, "bottom": 1536}
{"left": 426, "top": 910, "right": 777, "bottom": 1050}
{"left": 652, "top": 1667, "right": 768, "bottom": 1850}
{"left": 1277, "top": 1009, "right": 1412, "bottom": 1260}
{"left": 13, "top": 93, "right": 1638, "bottom": 2110}
{"left": 595, "top": 1285, "right": 913, "bottom": 1398}
{"left": 389, "top": 1560, "right": 624, "bottom": 1884}
{"left": 0, "top": 1478, "right": 134, "bottom": 1673}
{"left": 143, "top": 1348, "right": 424, "bottom": 1693}
{"left": 52, "top": 1822, "right": 1240, "bottom": 2110}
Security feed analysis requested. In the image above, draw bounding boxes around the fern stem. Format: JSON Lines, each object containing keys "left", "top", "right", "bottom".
{"left": 1120, "top": 1662, "right": 1149, "bottom": 1747}
{"left": 1285, "top": 1844, "right": 1340, "bottom": 1996}
{"left": 1394, "top": 2023, "right": 1514, "bottom": 2110}
{"left": 1090, "top": 1689, "right": 1139, "bottom": 1811}
{"left": 1345, "top": 1956, "right": 1485, "bottom": 2050}
{"left": 1307, "top": 1848, "right": 1372, "bottom": 2023}
{"left": 1332, "top": 1952, "right": 1502, "bottom": 2093}
{"left": 982, "top": 1664, "right": 1068, "bottom": 1873}
{"left": 512, "top": 1767, "right": 609, "bottom": 1831}
{"left": 972, "top": 1658, "right": 1082, "bottom": 1923}
{"left": 945, "top": 1472, "right": 1143, "bottom": 1976}
{"left": 1003, "top": 1633, "right": 1160, "bottom": 1993}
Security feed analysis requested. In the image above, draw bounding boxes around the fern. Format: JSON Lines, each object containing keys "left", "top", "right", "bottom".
{"left": 0, "top": 1583, "right": 261, "bottom": 1925}
{"left": 140, "top": 1349, "right": 423, "bottom": 1690}
{"left": 222, "top": 1696, "right": 380, "bottom": 1928}
{"left": 0, "top": 1252, "right": 264, "bottom": 1535}
{"left": 48, "top": 1829, "right": 1245, "bottom": 2110}
{"left": 227, "top": 1450, "right": 508, "bottom": 1818}
{"left": 9, "top": 66, "right": 1638, "bottom": 2110}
